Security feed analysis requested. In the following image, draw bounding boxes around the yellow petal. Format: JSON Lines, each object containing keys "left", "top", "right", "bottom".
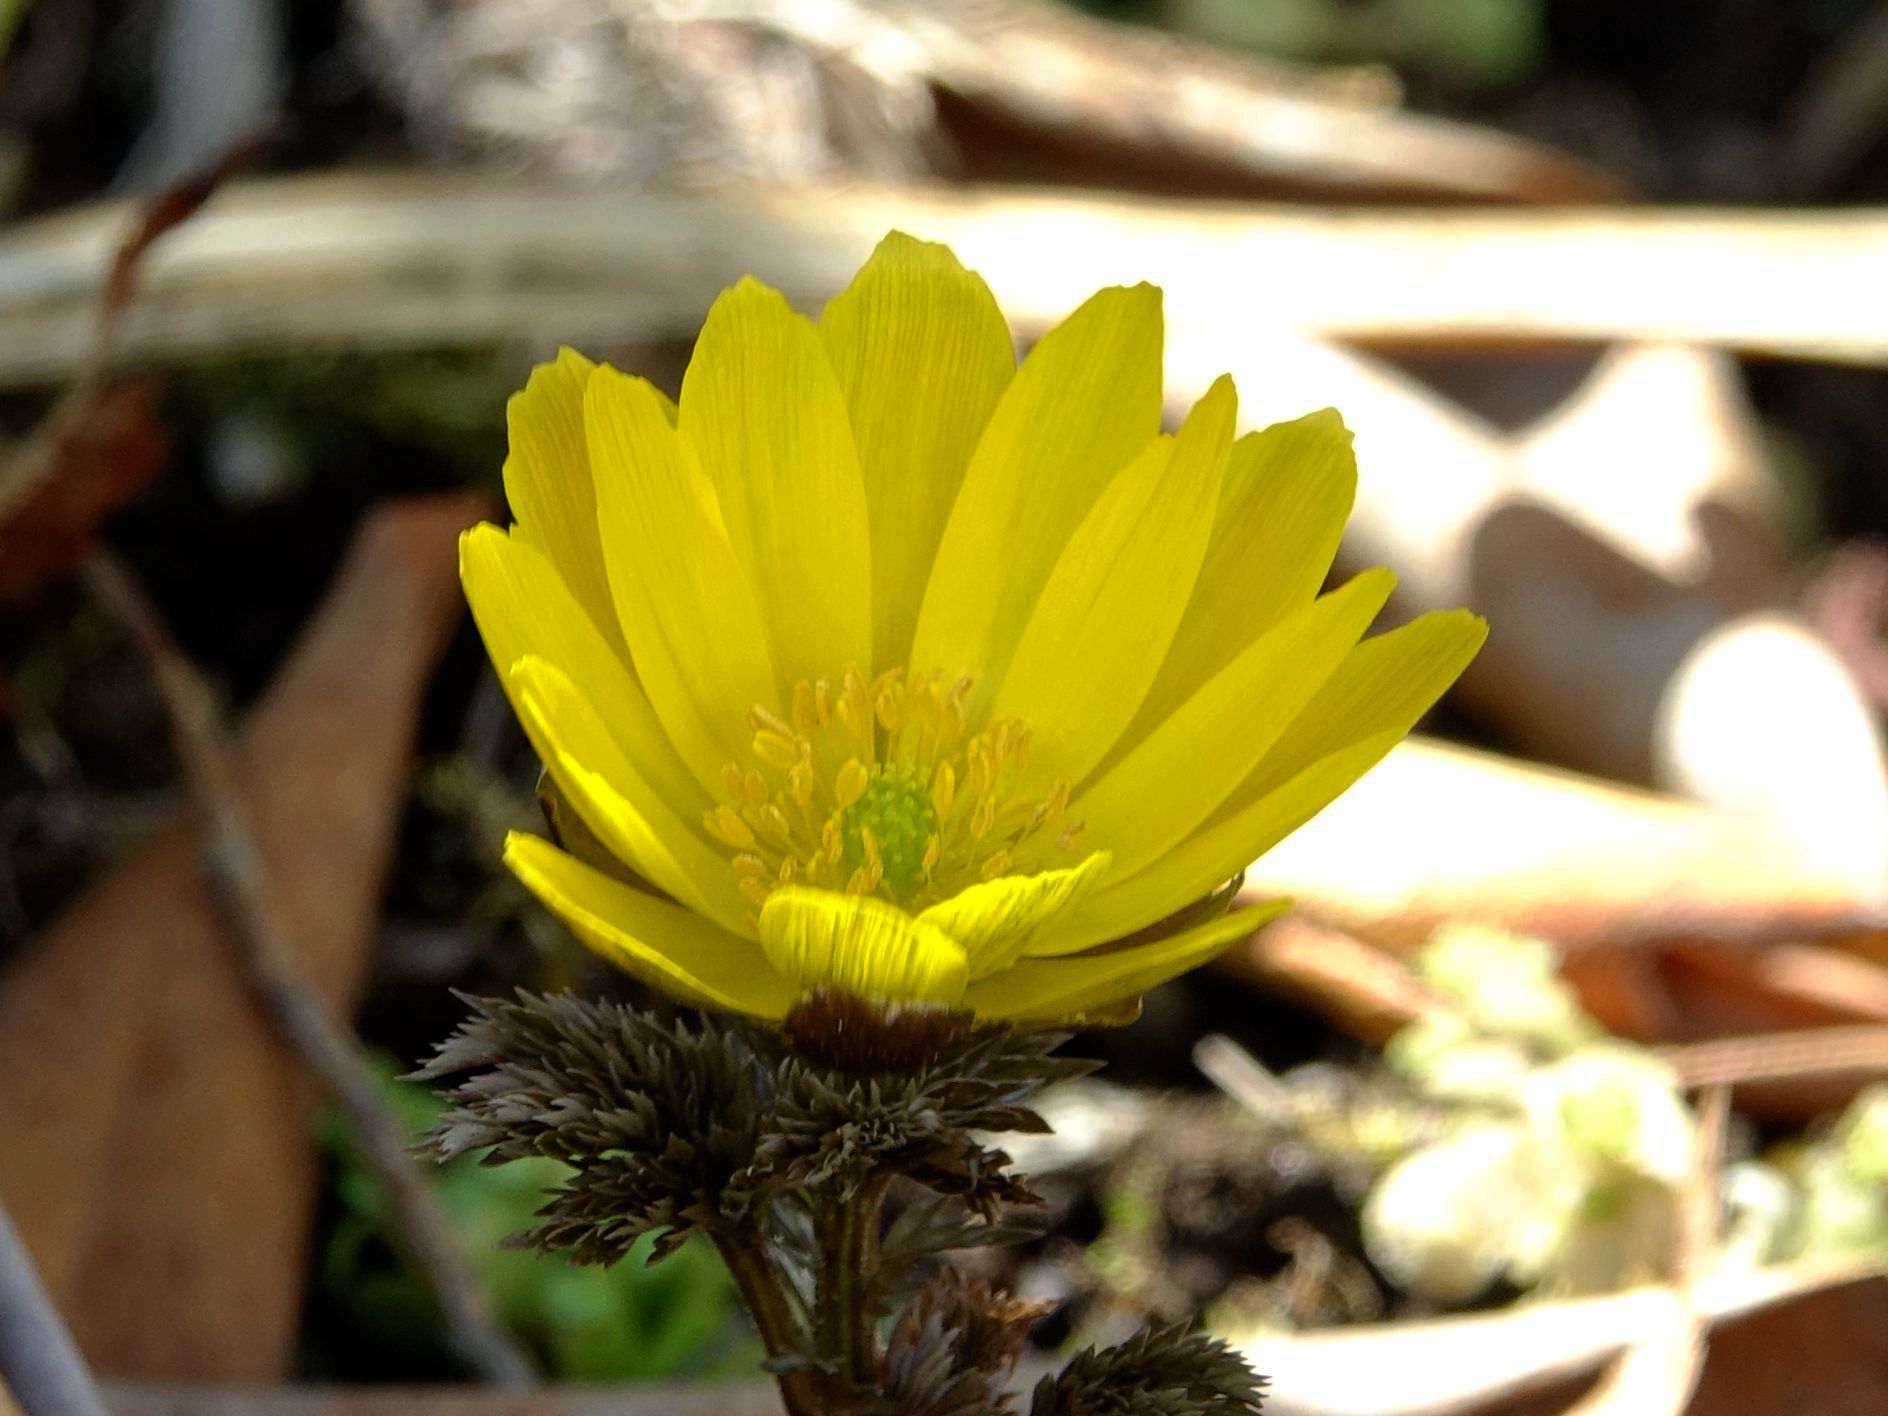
{"left": 500, "top": 349, "right": 630, "bottom": 658}
{"left": 1133, "top": 409, "right": 1357, "bottom": 736}
{"left": 1069, "top": 730, "right": 1404, "bottom": 946}
{"left": 820, "top": 233, "right": 1016, "bottom": 669}
{"left": 505, "top": 832, "right": 797, "bottom": 1018}
{"left": 459, "top": 523, "right": 701, "bottom": 816}
{"left": 994, "top": 376, "right": 1235, "bottom": 789}
{"left": 911, "top": 284, "right": 1163, "bottom": 715}
{"left": 680, "top": 277, "right": 873, "bottom": 686}
{"left": 507, "top": 655, "right": 751, "bottom": 935}
{"left": 1073, "top": 568, "right": 1395, "bottom": 879}
{"left": 586, "top": 365, "right": 780, "bottom": 790}
{"left": 1064, "top": 613, "right": 1482, "bottom": 946}
{"left": 758, "top": 887, "right": 968, "bottom": 1006}
{"left": 963, "top": 898, "right": 1290, "bottom": 1025}
{"left": 918, "top": 851, "right": 1112, "bottom": 979}
{"left": 1236, "top": 608, "right": 1489, "bottom": 807}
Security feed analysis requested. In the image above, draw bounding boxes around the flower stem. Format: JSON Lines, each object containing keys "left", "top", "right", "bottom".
{"left": 849, "top": 1175, "right": 892, "bottom": 1384}
{"left": 818, "top": 1175, "right": 893, "bottom": 1390}
{"left": 713, "top": 1231, "right": 824, "bottom": 1416}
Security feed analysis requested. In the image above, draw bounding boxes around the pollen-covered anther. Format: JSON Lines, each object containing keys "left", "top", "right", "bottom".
{"left": 712, "top": 664, "right": 1079, "bottom": 911}
{"left": 931, "top": 762, "right": 956, "bottom": 817}
{"left": 753, "top": 729, "right": 801, "bottom": 771}
{"left": 706, "top": 804, "right": 756, "bottom": 851}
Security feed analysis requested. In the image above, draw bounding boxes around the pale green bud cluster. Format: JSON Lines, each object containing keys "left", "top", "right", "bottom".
{"left": 1363, "top": 926, "right": 1692, "bottom": 1305}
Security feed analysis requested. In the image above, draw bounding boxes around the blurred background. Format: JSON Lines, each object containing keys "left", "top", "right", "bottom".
{"left": 2, "top": 2, "right": 1888, "bottom": 1413}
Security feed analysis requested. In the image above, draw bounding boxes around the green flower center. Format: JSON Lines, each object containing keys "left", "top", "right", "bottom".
{"left": 705, "top": 664, "right": 1078, "bottom": 916}
{"left": 841, "top": 766, "right": 938, "bottom": 898}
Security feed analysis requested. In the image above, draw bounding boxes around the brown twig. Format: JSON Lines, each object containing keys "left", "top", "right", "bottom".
{"left": 0, "top": 131, "right": 269, "bottom": 528}
{"left": 0, "top": 133, "right": 527, "bottom": 1383}
{"left": 1585, "top": 902, "right": 1888, "bottom": 956}
{"left": 1659, "top": 1023, "right": 1888, "bottom": 1088}
{"left": 75, "top": 547, "right": 534, "bottom": 1388}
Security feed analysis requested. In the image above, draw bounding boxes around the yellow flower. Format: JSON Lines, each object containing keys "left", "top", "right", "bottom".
{"left": 462, "top": 233, "right": 1483, "bottom": 1030}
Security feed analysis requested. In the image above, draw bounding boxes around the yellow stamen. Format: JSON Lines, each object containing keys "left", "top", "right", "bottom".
{"left": 930, "top": 762, "right": 956, "bottom": 818}
{"left": 707, "top": 805, "right": 755, "bottom": 850}
{"left": 748, "top": 705, "right": 795, "bottom": 739}
{"left": 792, "top": 680, "right": 820, "bottom": 735}
{"left": 836, "top": 758, "right": 870, "bottom": 808}
{"left": 710, "top": 664, "right": 1078, "bottom": 911}
{"left": 753, "top": 730, "right": 801, "bottom": 771}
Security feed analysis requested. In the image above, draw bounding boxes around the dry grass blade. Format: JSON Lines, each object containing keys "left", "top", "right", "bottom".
{"left": 7, "top": 179, "right": 1888, "bottom": 388}
{"left": 1248, "top": 1255, "right": 1886, "bottom": 1416}
{"left": 1193, "top": 1034, "right": 1301, "bottom": 1123}
{"left": 1239, "top": 739, "right": 1876, "bottom": 959}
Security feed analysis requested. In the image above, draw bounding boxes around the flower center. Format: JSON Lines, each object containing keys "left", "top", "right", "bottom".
{"left": 840, "top": 766, "right": 937, "bottom": 898}
{"left": 702, "top": 665, "right": 1079, "bottom": 917}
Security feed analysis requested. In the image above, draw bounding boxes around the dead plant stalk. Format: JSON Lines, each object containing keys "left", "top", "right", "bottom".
{"left": 75, "top": 547, "right": 534, "bottom": 1388}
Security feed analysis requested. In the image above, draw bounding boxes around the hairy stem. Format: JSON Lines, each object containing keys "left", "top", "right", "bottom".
{"left": 714, "top": 1230, "right": 824, "bottom": 1416}
{"left": 849, "top": 1175, "right": 893, "bottom": 1385}
{"left": 818, "top": 1175, "right": 894, "bottom": 1390}
{"left": 814, "top": 1198, "right": 853, "bottom": 1378}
